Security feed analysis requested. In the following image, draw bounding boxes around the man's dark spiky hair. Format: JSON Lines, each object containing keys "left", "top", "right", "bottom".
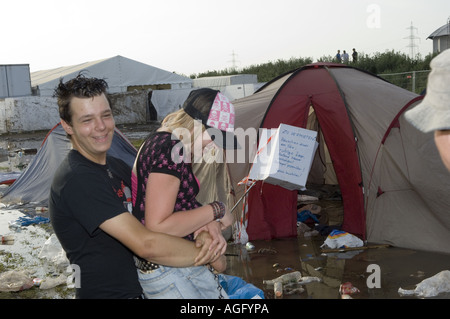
{"left": 54, "top": 73, "right": 110, "bottom": 124}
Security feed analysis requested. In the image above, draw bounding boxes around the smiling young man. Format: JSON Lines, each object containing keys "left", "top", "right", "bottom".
{"left": 49, "top": 75, "right": 218, "bottom": 299}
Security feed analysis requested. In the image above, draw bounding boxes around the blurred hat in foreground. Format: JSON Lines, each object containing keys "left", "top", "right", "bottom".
{"left": 405, "top": 48, "right": 450, "bottom": 133}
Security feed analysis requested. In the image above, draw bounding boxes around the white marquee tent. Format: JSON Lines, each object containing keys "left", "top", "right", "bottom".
{"left": 30, "top": 55, "right": 193, "bottom": 96}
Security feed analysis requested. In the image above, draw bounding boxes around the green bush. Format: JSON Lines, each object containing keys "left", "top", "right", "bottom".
{"left": 188, "top": 50, "right": 438, "bottom": 93}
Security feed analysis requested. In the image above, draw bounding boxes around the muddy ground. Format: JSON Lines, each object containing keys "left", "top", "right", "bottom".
{"left": 1, "top": 125, "right": 449, "bottom": 299}
{"left": 225, "top": 231, "right": 450, "bottom": 299}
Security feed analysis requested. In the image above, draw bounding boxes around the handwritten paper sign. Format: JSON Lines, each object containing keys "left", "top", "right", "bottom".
{"left": 248, "top": 124, "right": 318, "bottom": 190}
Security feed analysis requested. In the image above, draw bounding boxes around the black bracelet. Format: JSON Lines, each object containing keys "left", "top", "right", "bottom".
{"left": 210, "top": 201, "right": 226, "bottom": 220}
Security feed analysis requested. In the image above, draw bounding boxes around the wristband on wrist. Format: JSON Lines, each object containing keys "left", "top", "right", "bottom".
{"left": 210, "top": 201, "right": 226, "bottom": 220}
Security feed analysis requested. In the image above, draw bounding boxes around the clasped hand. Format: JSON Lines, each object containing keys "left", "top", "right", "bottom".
{"left": 193, "top": 228, "right": 227, "bottom": 273}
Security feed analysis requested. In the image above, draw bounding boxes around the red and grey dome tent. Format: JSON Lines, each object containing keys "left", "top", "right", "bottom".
{"left": 194, "top": 62, "right": 450, "bottom": 254}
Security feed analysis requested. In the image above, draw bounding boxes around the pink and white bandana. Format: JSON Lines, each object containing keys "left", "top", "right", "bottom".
{"left": 206, "top": 93, "right": 235, "bottom": 132}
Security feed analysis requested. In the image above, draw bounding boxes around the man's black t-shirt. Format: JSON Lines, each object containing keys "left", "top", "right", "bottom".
{"left": 49, "top": 150, "right": 142, "bottom": 299}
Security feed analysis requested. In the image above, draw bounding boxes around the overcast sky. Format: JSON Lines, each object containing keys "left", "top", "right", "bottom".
{"left": 1, "top": 0, "right": 449, "bottom": 76}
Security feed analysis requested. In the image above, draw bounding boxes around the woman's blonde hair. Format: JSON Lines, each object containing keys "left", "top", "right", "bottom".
{"left": 159, "top": 108, "right": 206, "bottom": 160}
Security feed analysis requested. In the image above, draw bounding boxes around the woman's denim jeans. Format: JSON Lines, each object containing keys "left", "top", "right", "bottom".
{"left": 137, "top": 265, "right": 229, "bottom": 299}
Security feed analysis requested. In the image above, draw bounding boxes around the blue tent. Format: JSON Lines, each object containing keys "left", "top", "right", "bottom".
{"left": 0, "top": 122, "right": 137, "bottom": 205}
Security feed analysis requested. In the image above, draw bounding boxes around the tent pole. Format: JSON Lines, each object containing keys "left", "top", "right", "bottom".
{"left": 230, "top": 181, "right": 257, "bottom": 214}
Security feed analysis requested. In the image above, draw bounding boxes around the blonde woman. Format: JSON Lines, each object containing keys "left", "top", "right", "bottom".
{"left": 131, "top": 88, "right": 238, "bottom": 298}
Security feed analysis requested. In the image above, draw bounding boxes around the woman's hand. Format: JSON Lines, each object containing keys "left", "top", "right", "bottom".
{"left": 194, "top": 221, "right": 227, "bottom": 258}
{"left": 195, "top": 232, "right": 227, "bottom": 272}
{"left": 194, "top": 231, "right": 216, "bottom": 265}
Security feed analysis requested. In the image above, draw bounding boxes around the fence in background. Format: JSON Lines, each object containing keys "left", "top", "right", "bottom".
{"left": 378, "top": 70, "right": 430, "bottom": 94}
